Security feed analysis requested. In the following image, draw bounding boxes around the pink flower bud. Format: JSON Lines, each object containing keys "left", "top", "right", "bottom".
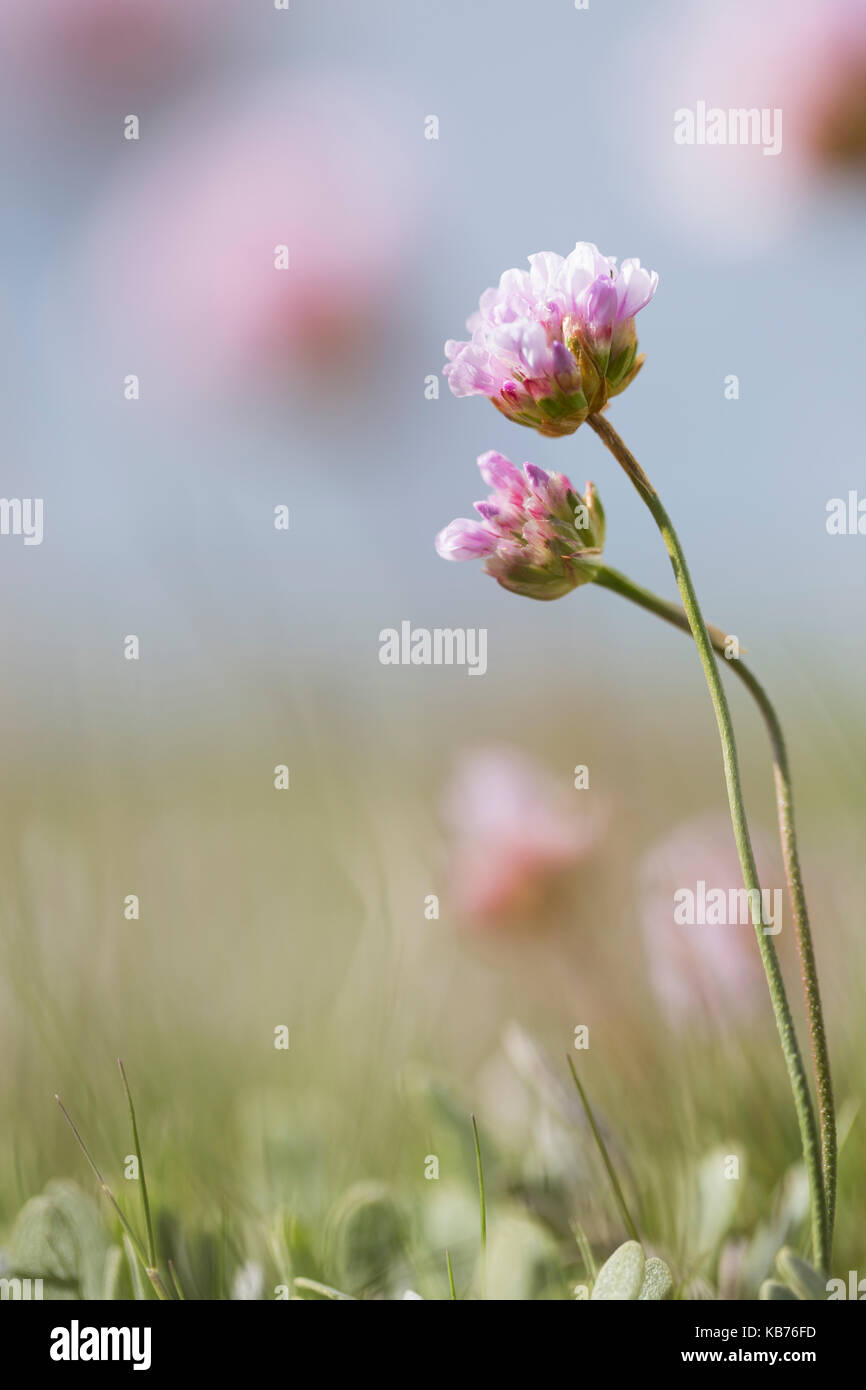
{"left": 435, "top": 452, "right": 605, "bottom": 601}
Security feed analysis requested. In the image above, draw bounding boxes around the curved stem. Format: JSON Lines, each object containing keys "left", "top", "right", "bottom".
{"left": 595, "top": 563, "right": 836, "bottom": 1249}
{"left": 586, "top": 412, "right": 828, "bottom": 1272}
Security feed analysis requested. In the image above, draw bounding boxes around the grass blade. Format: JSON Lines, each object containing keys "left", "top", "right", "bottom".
{"left": 123, "top": 1233, "right": 146, "bottom": 1301}
{"left": 572, "top": 1220, "right": 598, "bottom": 1283}
{"left": 55, "top": 1090, "right": 172, "bottom": 1300}
{"left": 117, "top": 1059, "right": 157, "bottom": 1271}
{"left": 471, "top": 1113, "right": 487, "bottom": 1299}
{"left": 168, "top": 1259, "right": 186, "bottom": 1300}
{"left": 566, "top": 1056, "right": 640, "bottom": 1243}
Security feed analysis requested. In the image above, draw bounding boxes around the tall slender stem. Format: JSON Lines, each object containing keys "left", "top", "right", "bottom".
{"left": 594, "top": 563, "right": 836, "bottom": 1247}
{"left": 586, "top": 412, "right": 828, "bottom": 1272}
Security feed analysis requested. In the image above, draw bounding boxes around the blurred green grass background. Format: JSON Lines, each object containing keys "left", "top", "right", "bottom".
{"left": 1, "top": 667, "right": 863, "bottom": 1299}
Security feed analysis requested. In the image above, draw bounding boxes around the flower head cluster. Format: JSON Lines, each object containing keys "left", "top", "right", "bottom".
{"left": 436, "top": 450, "right": 605, "bottom": 601}
{"left": 444, "top": 243, "right": 657, "bottom": 437}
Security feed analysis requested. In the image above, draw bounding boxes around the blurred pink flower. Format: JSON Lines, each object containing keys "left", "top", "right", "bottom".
{"left": 444, "top": 244, "right": 657, "bottom": 436}
{"left": 637, "top": 813, "right": 779, "bottom": 1028}
{"left": 64, "top": 81, "right": 416, "bottom": 399}
{"left": 641, "top": 0, "right": 866, "bottom": 250}
{"left": 0, "top": 0, "right": 231, "bottom": 104}
{"left": 442, "top": 748, "right": 602, "bottom": 927}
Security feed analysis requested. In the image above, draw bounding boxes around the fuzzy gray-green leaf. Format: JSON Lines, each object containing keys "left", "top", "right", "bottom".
{"left": 638, "top": 1255, "right": 673, "bottom": 1300}
{"left": 8, "top": 1180, "right": 108, "bottom": 1300}
{"left": 590, "top": 1240, "right": 645, "bottom": 1301}
{"left": 759, "top": 1279, "right": 798, "bottom": 1300}
{"left": 775, "top": 1247, "right": 828, "bottom": 1301}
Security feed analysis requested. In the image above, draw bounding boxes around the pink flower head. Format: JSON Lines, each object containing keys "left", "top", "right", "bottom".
{"left": 444, "top": 243, "right": 658, "bottom": 437}
{"left": 443, "top": 747, "right": 602, "bottom": 926}
{"left": 435, "top": 451, "right": 605, "bottom": 601}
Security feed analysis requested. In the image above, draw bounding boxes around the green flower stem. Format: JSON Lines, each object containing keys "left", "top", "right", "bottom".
{"left": 585, "top": 411, "right": 829, "bottom": 1272}
{"left": 594, "top": 562, "right": 836, "bottom": 1250}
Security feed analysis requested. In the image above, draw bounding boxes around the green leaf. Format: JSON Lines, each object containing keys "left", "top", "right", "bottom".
{"left": 694, "top": 1146, "right": 744, "bottom": 1259}
{"left": 326, "top": 1182, "right": 408, "bottom": 1296}
{"left": 638, "top": 1256, "right": 673, "bottom": 1300}
{"left": 775, "top": 1247, "right": 828, "bottom": 1301}
{"left": 591, "top": 1240, "right": 646, "bottom": 1301}
{"left": 8, "top": 1179, "right": 109, "bottom": 1301}
{"left": 760, "top": 1279, "right": 798, "bottom": 1300}
{"left": 483, "top": 1210, "right": 561, "bottom": 1301}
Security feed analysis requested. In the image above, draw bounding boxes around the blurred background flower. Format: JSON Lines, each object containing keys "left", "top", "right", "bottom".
{"left": 0, "top": 0, "right": 237, "bottom": 114}
{"left": 638, "top": 0, "right": 866, "bottom": 251}
{"left": 441, "top": 747, "right": 603, "bottom": 927}
{"left": 59, "top": 78, "right": 418, "bottom": 403}
{"left": 637, "top": 812, "right": 780, "bottom": 1029}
